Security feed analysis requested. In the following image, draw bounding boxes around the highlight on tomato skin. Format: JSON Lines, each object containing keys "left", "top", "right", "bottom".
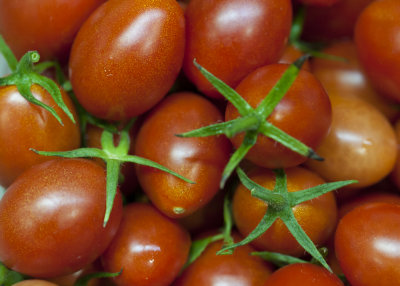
{"left": 306, "top": 95, "right": 397, "bottom": 189}
{"left": 173, "top": 232, "right": 274, "bottom": 286}
{"left": 335, "top": 203, "right": 400, "bottom": 286}
{"left": 135, "top": 92, "right": 232, "bottom": 218}
{"left": 101, "top": 203, "right": 191, "bottom": 286}
{"left": 0, "top": 158, "right": 123, "bottom": 278}
{"left": 0, "top": 0, "right": 107, "bottom": 62}
{"left": 0, "top": 84, "right": 81, "bottom": 188}
{"left": 225, "top": 63, "right": 332, "bottom": 169}
{"left": 69, "top": 0, "right": 186, "bottom": 121}
{"left": 183, "top": 0, "right": 292, "bottom": 99}
{"left": 354, "top": 0, "right": 400, "bottom": 103}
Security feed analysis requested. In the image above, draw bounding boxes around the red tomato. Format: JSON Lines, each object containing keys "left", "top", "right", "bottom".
{"left": 335, "top": 203, "right": 400, "bottom": 286}
{"left": 135, "top": 92, "right": 231, "bottom": 218}
{"left": 173, "top": 232, "right": 273, "bottom": 286}
{"left": 295, "top": 0, "right": 342, "bottom": 6}
{"left": 183, "top": 0, "right": 292, "bottom": 99}
{"left": 0, "top": 159, "right": 123, "bottom": 278}
{"left": 225, "top": 64, "right": 332, "bottom": 169}
{"left": 69, "top": 0, "right": 185, "bottom": 121}
{"left": 264, "top": 263, "right": 344, "bottom": 286}
{"left": 355, "top": 0, "right": 400, "bottom": 102}
{"left": 302, "top": 0, "right": 374, "bottom": 42}
{"left": 0, "top": 0, "right": 106, "bottom": 62}
{"left": 311, "top": 40, "right": 399, "bottom": 121}
{"left": 101, "top": 203, "right": 191, "bottom": 286}
{"left": 232, "top": 166, "right": 338, "bottom": 256}
{"left": 0, "top": 85, "right": 80, "bottom": 187}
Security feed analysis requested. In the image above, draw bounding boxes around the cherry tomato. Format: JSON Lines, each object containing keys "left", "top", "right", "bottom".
{"left": 101, "top": 203, "right": 191, "bottom": 286}
{"left": 135, "top": 92, "right": 231, "bottom": 218}
{"left": 355, "top": 0, "right": 400, "bottom": 102}
{"left": 0, "top": 158, "right": 123, "bottom": 278}
{"left": 335, "top": 203, "right": 400, "bottom": 286}
{"left": 225, "top": 63, "right": 331, "bottom": 169}
{"left": 264, "top": 263, "right": 344, "bottom": 286}
{"left": 232, "top": 166, "right": 338, "bottom": 256}
{"left": 295, "top": 0, "right": 342, "bottom": 7}
{"left": 0, "top": 84, "right": 80, "bottom": 187}
{"left": 13, "top": 280, "right": 58, "bottom": 286}
{"left": 0, "top": 0, "right": 106, "bottom": 62}
{"left": 306, "top": 95, "right": 397, "bottom": 189}
{"left": 173, "top": 232, "right": 273, "bottom": 286}
{"left": 183, "top": 0, "right": 292, "bottom": 99}
{"left": 69, "top": 0, "right": 185, "bottom": 121}
{"left": 311, "top": 40, "right": 399, "bottom": 121}
{"left": 302, "top": 0, "right": 374, "bottom": 42}
{"left": 390, "top": 119, "right": 400, "bottom": 189}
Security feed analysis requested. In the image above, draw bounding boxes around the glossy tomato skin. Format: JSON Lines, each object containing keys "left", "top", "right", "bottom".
{"left": 355, "top": 0, "right": 400, "bottom": 102}
{"left": 225, "top": 64, "right": 332, "bottom": 169}
{"left": 335, "top": 203, "right": 400, "bottom": 286}
{"left": 0, "top": 159, "right": 123, "bottom": 278}
{"left": 173, "top": 232, "right": 273, "bottom": 286}
{"left": 183, "top": 0, "right": 292, "bottom": 99}
{"left": 135, "top": 92, "right": 232, "bottom": 218}
{"left": 69, "top": 0, "right": 185, "bottom": 121}
{"left": 306, "top": 96, "right": 397, "bottom": 189}
{"left": 101, "top": 203, "right": 191, "bottom": 286}
{"left": 264, "top": 263, "right": 344, "bottom": 286}
{"left": 232, "top": 166, "right": 338, "bottom": 256}
{"left": 0, "top": 85, "right": 80, "bottom": 187}
{"left": 0, "top": 0, "right": 106, "bottom": 62}
{"left": 311, "top": 40, "right": 399, "bottom": 122}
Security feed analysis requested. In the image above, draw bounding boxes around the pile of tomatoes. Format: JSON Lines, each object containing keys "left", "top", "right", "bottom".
{"left": 0, "top": 0, "right": 400, "bottom": 285}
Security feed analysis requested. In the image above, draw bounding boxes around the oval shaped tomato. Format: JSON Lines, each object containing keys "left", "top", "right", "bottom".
{"left": 135, "top": 92, "right": 231, "bottom": 218}
{"left": 264, "top": 263, "right": 344, "bottom": 286}
{"left": 101, "top": 203, "right": 191, "bottom": 286}
{"left": 232, "top": 166, "right": 338, "bottom": 256}
{"left": 173, "top": 232, "right": 273, "bottom": 286}
{"left": 306, "top": 95, "right": 397, "bottom": 189}
{"left": 69, "top": 0, "right": 185, "bottom": 121}
{"left": 355, "top": 0, "right": 400, "bottom": 102}
{"left": 335, "top": 203, "right": 400, "bottom": 286}
{"left": 0, "top": 158, "right": 123, "bottom": 278}
{"left": 311, "top": 40, "right": 399, "bottom": 121}
{"left": 232, "top": 167, "right": 337, "bottom": 256}
{"left": 0, "top": 84, "right": 80, "bottom": 187}
{"left": 225, "top": 63, "right": 332, "bottom": 169}
{"left": 183, "top": 0, "right": 292, "bottom": 99}
{"left": 0, "top": 0, "right": 106, "bottom": 62}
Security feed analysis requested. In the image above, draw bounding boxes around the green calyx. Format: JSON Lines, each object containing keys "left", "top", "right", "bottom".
{"left": 0, "top": 34, "right": 75, "bottom": 125}
{"left": 31, "top": 119, "right": 195, "bottom": 227}
{"left": 216, "top": 167, "right": 357, "bottom": 272}
{"left": 177, "top": 56, "right": 320, "bottom": 188}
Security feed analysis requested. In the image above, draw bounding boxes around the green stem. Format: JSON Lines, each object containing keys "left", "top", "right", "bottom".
{"left": 0, "top": 35, "right": 18, "bottom": 71}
